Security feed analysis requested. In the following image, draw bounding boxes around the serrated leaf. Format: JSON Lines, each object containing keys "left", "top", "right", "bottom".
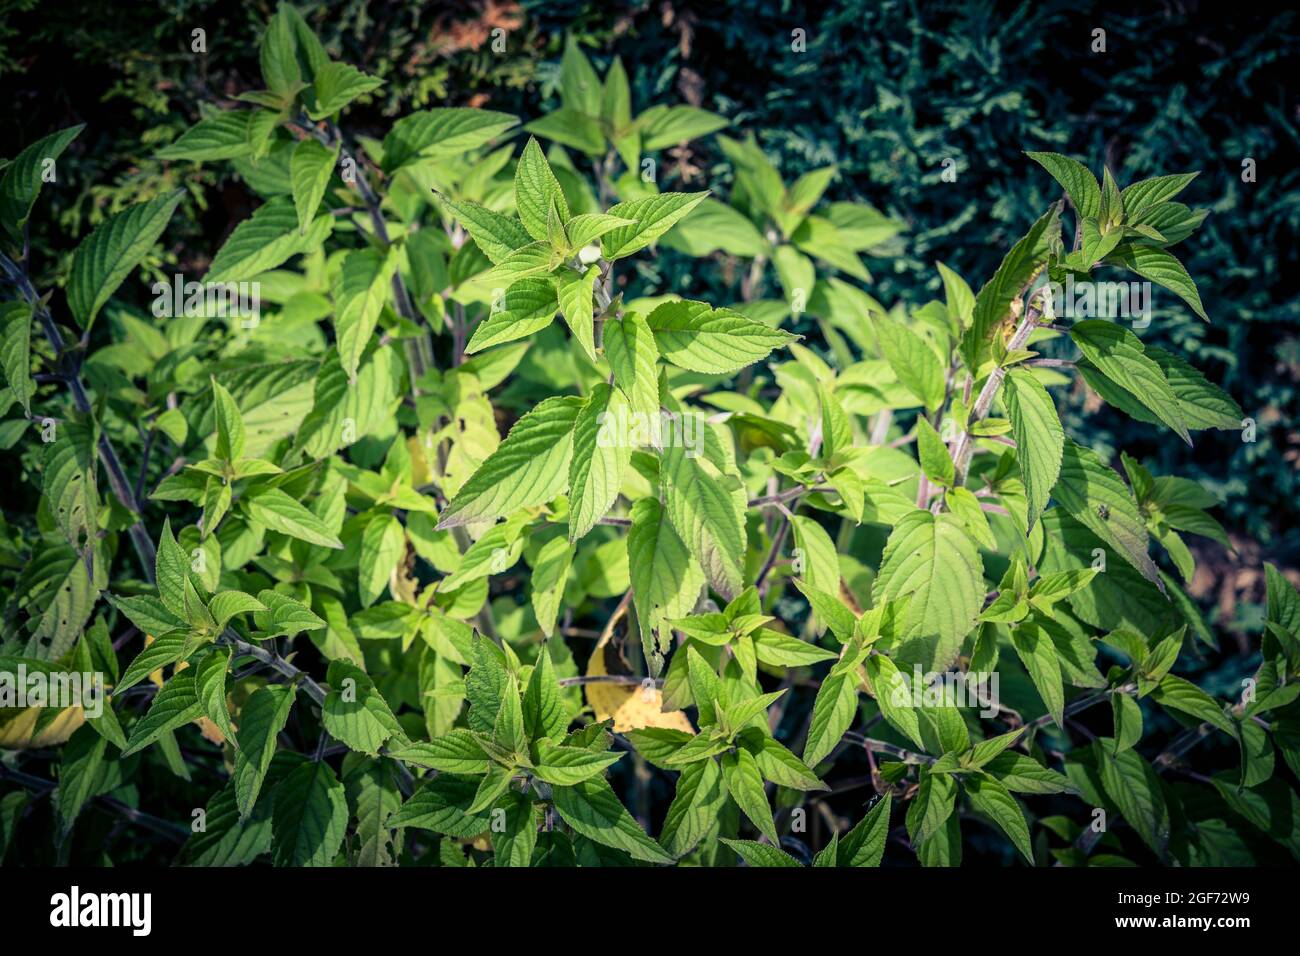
{"left": 963, "top": 772, "right": 1033, "bottom": 863}
{"left": 207, "top": 197, "right": 332, "bottom": 284}
{"left": 646, "top": 299, "right": 797, "bottom": 375}
{"left": 601, "top": 192, "right": 709, "bottom": 260}
{"left": 550, "top": 776, "right": 673, "bottom": 864}
{"left": 233, "top": 684, "right": 298, "bottom": 818}
{"left": 1002, "top": 368, "right": 1063, "bottom": 530}
{"left": 514, "top": 137, "right": 569, "bottom": 241}
{"left": 1108, "top": 243, "right": 1207, "bottom": 321}
{"left": 1025, "top": 151, "right": 1101, "bottom": 220}
{"left": 1, "top": 125, "right": 83, "bottom": 236}
{"left": 556, "top": 266, "right": 598, "bottom": 362}
{"left": 289, "top": 138, "right": 337, "bottom": 235}
{"left": 438, "top": 395, "right": 582, "bottom": 528}
{"left": 271, "top": 760, "right": 347, "bottom": 867}
{"left": 122, "top": 670, "right": 204, "bottom": 756}
{"left": 627, "top": 496, "right": 706, "bottom": 676}
{"left": 382, "top": 108, "right": 518, "bottom": 172}
{"left": 872, "top": 510, "right": 984, "bottom": 671}
{"left": 1070, "top": 320, "right": 1189, "bottom": 443}
{"left": 465, "top": 277, "right": 559, "bottom": 354}
{"left": 661, "top": 444, "right": 745, "bottom": 603}
{"left": 157, "top": 112, "right": 255, "bottom": 161}
{"left": 1054, "top": 438, "right": 1161, "bottom": 586}
{"left": 67, "top": 190, "right": 183, "bottom": 329}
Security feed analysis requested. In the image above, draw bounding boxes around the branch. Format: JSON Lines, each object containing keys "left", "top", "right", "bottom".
{"left": 0, "top": 251, "right": 157, "bottom": 582}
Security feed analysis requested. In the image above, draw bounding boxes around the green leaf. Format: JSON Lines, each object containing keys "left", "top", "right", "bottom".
{"left": 358, "top": 513, "right": 404, "bottom": 607}
{"left": 872, "top": 510, "right": 984, "bottom": 671}
{"left": 556, "top": 266, "right": 599, "bottom": 363}
{"left": 490, "top": 790, "right": 538, "bottom": 867}
{"left": 1002, "top": 368, "right": 1063, "bottom": 530}
{"left": 390, "top": 775, "right": 491, "bottom": 836}
{"left": 791, "top": 516, "right": 840, "bottom": 621}
{"left": 802, "top": 669, "right": 859, "bottom": 768}
{"left": 514, "top": 137, "right": 569, "bottom": 241}
{"left": 963, "top": 773, "right": 1033, "bottom": 863}
{"left": 440, "top": 196, "right": 531, "bottom": 264}
{"left": 57, "top": 724, "right": 108, "bottom": 833}
{"left": 601, "top": 193, "right": 709, "bottom": 260}
{"left": 157, "top": 111, "right": 255, "bottom": 161}
{"left": 915, "top": 418, "right": 953, "bottom": 488}
{"left": 659, "top": 757, "right": 726, "bottom": 857}
{"left": 289, "top": 138, "right": 337, "bottom": 235}
{"left": 646, "top": 299, "right": 797, "bottom": 375}
{"left": 465, "top": 277, "right": 559, "bottom": 354}
{"left": 323, "top": 660, "right": 404, "bottom": 755}
{"left": 243, "top": 487, "right": 343, "bottom": 549}
{"left": 1112, "top": 691, "right": 1143, "bottom": 754}
{"left": 627, "top": 496, "right": 705, "bottom": 675}
{"left": 1150, "top": 674, "right": 1234, "bottom": 735}
{"left": 381, "top": 108, "right": 518, "bottom": 172}
{"left": 208, "top": 590, "right": 267, "bottom": 630}
{"left": 1108, "top": 243, "right": 1208, "bottom": 321}
{"left": 333, "top": 247, "right": 398, "bottom": 380}
{"left": 532, "top": 741, "right": 622, "bottom": 785}
{"left": 530, "top": 538, "right": 573, "bottom": 639}
{"left": 568, "top": 384, "right": 631, "bottom": 541}
{"left": 550, "top": 776, "right": 673, "bottom": 864}
{"left": 438, "top": 395, "right": 583, "bottom": 528}
{"left": 838, "top": 793, "right": 892, "bottom": 866}
{"left": 1120, "top": 172, "right": 1198, "bottom": 220}
{"left": 721, "top": 747, "right": 778, "bottom": 843}
{"left": 115, "top": 630, "right": 187, "bottom": 694}
{"left": 661, "top": 443, "right": 746, "bottom": 603}
{"left": 0, "top": 301, "right": 33, "bottom": 414}
{"left": 1054, "top": 438, "right": 1160, "bottom": 586}
{"left": 984, "top": 752, "right": 1075, "bottom": 794}
{"left": 206, "top": 197, "right": 332, "bottom": 284}
{"left": 604, "top": 311, "right": 660, "bottom": 420}
{"left": 1080, "top": 345, "right": 1243, "bottom": 432}
{"left": 1070, "top": 320, "right": 1189, "bottom": 443}
{"left": 0, "top": 124, "right": 83, "bottom": 236}
{"left": 559, "top": 36, "right": 602, "bottom": 116}
{"left": 1010, "top": 621, "right": 1064, "bottom": 727}
{"left": 194, "top": 648, "right": 237, "bottom": 745}
{"left": 67, "top": 190, "right": 183, "bottom": 329}
{"left": 271, "top": 760, "right": 348, "bottom": 867}
{"left": 307, "top": 62, "right": 383, "bottom": 119}
{"left": 522, "top": 642, "right": 569, "bottom": 740}
{"left": 720, "top": 838, "right": 802, "bottom": 867}
{"left": 961, "top": 205, "right": 1060, "bottom": 367}
{"left": 906, "top": 768, "right": 957, "bottom": 845}
{"left": 864, "top": 653, "right": 924, "bottom": 749}
{"left": 641, "top": 106, "right": 729, "bottom": 151}
{"left": 42, "top": 419, "right": 97, "bottom": 551}
{"left": 1025, "top": 151, "right": 1101, "bottom": 220}
{"left": 210, "top": 377, "right": 245, "bottom": 462}
{"left": 252, "top": 590, "right": 326, "bottom": 637}
{"left": 233, "top": 683, "right": 298, "bottom": 818}
{"left": 122, "top": 670, "right": 204, "bottom": 756}
{"left": 259, "top": 5, "right": 303, "bottom": 96}
{"left": 1095, "top": 740, "right": 1169, "bottom": 858}
{"left": 661, "top": 198, "right": 768, "bottom": 258}
{"left": 870, "top": 314, "right": 945, "bottom": 411}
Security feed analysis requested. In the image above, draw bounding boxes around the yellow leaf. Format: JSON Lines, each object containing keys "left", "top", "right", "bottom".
{"left": 585, "top": 598, "right": 692, "bottom": 734}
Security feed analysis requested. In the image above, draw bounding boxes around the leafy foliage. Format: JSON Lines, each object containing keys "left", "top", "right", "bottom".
{"left": 0, "top": 3, "right": 1296, "bottom": 871}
